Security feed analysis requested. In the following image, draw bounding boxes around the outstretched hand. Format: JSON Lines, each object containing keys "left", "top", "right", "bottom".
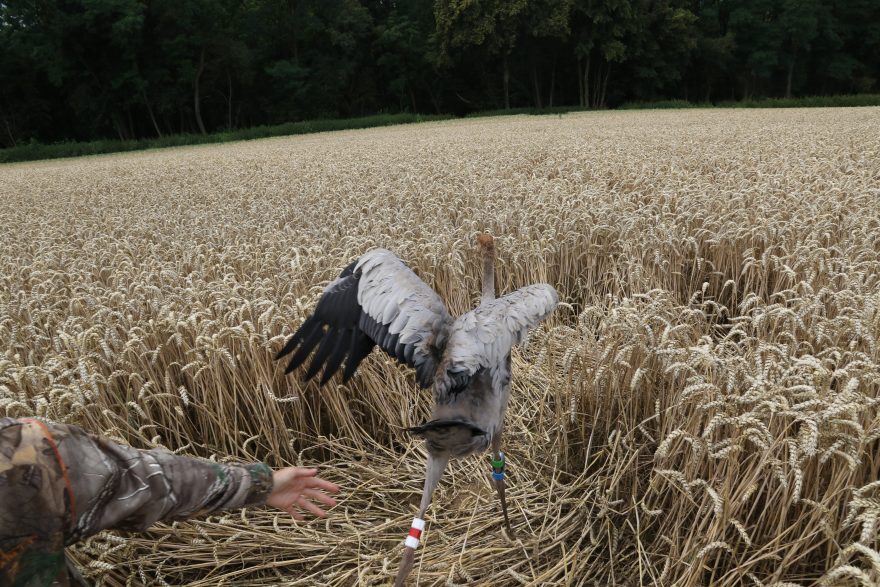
{"left": 267, "top": 467, "right": 340, "bottom": 521}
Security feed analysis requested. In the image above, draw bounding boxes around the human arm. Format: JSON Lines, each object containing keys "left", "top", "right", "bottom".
{"left": 0, "top": 417, "right": 339, "bottom": 586}
{"left": 48, "top": 420, "right": 274, "bottom": 542}
{"left": 29, "top": 419, "right": 336, "bottom": 542}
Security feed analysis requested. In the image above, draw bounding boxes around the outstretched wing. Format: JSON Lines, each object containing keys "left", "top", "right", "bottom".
{"left": 276, "top": 249, "right": 452, "bottom": 387}
{"left": 436, "top": 284, "right": 559, "bottom": 399}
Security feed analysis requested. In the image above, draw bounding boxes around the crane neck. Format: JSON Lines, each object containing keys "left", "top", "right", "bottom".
{"left": 477, "top": 233, "right": 495, "bottom": 303}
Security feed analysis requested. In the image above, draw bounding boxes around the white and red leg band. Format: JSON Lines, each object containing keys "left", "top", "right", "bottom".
{"left": 404, "top": 517, "right": 426, "bottom": 549}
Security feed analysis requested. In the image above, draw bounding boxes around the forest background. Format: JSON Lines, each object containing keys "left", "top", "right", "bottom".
{"left": 1, "top": 0, "right": 879, "bottom": 148}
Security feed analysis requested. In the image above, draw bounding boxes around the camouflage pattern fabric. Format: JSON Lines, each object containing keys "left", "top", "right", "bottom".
{"left": 0, "top": 417, "right": 273, "bottom": 586}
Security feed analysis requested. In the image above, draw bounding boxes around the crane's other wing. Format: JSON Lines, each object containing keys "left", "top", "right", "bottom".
{"left": 436, "top": 284, "right": 559, "bottom": 399}
{"left": 276, "top": 249, "right": 452, "bottom": 387}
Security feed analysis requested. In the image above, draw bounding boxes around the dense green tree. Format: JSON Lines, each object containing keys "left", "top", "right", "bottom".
{"left": 1, "top": 0, "right": 878, "bottom": 147}
{"left": 373, "top": 0, "right": 437, "bottom": 112}
{"left": 570, "top": 0, "right": 634, "bottom": 107}
{"left": 258, "top": 0, "right": 373, "bottom": 120}
{"left": 778, "top": 0, "right": 821, "bottom": 98}
{"left": 2, "top": 0, "right": 147, "bottom": 140}
{"left": 435, "top": 0, "right": 530, "bottom": 109}
{"left": 687, "top": 0, "right": 735, "bottom": 102}
{"left": 825, "top": 0, "right": 880, "bottom": 94}
{"left": 624, "top": 0, "right": 697, "bottom": 102}
{"left": 728, "top": 0, "right": 784, "bottom": 99}
{"left": 146, "top": 0, "right": 243, "bottom": 135}
{"left": 521, "top": 0, "right": 572, "bottom": 108}
{"left": 0, "top": 9, "right": 51, "bottom": 147}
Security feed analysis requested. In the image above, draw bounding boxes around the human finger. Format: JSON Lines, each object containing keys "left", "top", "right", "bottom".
{"left": 296, "top": 496, "right": 329, "bottom": 518}
{"left": 287, "top": 505, "right": 305, "bottom": 521}
{"left": 303, "top": 477, "right": 340, "bottom": 493}
{"left": 275, "top": 467, "right": 316, "bottom": 485}
{"left": 301, "top": 488, "right": 338, "bottom": 507}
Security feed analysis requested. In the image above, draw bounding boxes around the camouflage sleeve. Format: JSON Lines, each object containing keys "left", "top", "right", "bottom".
{"left": 1, "top": 417, "right": 274, "bottom": 586}
{"left": 5, "top": 417, "right": 274, "bottom": 542}
{"left": 1, "top": 417, "right": 73, "bottom": 586}
{"left": 53, "top": 420, "right": 274, "bottom": 541}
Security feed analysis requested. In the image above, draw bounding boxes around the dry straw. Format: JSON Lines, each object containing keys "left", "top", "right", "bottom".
{"left": 2, "top": 107, "right": 880, "bottom": 585}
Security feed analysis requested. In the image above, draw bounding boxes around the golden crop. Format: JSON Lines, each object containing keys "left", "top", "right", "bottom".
{"left": 2, "top": 108, "right": 879, "bottom": 586}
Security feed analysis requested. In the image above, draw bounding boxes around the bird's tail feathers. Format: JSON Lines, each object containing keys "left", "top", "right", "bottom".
{"left": 408, "top": 418, "right": 486, "bottom": 437}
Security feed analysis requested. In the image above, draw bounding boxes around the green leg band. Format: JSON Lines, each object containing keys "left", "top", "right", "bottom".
{"left": 491, "top": 452, "right": 506, "bottom": 480}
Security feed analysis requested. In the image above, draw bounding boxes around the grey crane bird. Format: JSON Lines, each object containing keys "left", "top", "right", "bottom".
{"left": 276, "top": 235, "right": 558, "bottom": 586}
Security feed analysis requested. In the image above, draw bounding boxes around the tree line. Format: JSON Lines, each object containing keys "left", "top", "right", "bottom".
{"left": 1, "top": 0, "right": 878, "bottom": 147}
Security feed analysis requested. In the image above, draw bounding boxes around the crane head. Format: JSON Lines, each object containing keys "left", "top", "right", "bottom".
{"left": 476, "top": 233, "right": 494, "bottom": 253}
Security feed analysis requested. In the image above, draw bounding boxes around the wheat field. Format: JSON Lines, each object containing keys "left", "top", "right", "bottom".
{"left": 1, "top": 108, "right": 880, "bottom": 586}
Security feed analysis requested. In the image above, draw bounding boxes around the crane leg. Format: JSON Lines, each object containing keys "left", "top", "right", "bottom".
{"left": 491, "top": 434, "right": 516, "bottom": 537}
{"left": 393, "top": 453, "right": 449, "bottom": 587}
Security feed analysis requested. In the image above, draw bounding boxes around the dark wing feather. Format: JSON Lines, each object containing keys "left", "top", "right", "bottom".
{"left": 277, "top": 249, "right": 451, "bottom": 387}
{"left": 318, "top": 331, "right": 351, "bottom": 385}
{"left": 342, "top": 331, "right": 375, "bottom": 382}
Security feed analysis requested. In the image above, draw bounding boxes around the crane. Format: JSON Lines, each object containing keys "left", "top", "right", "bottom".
{"left": 276, "top": 234, "right": 559, "bottom": 585}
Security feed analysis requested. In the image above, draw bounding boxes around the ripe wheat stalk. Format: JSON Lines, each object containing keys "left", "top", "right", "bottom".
{"left": 2, "top": 107, "right": 879, "bottom": 586}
